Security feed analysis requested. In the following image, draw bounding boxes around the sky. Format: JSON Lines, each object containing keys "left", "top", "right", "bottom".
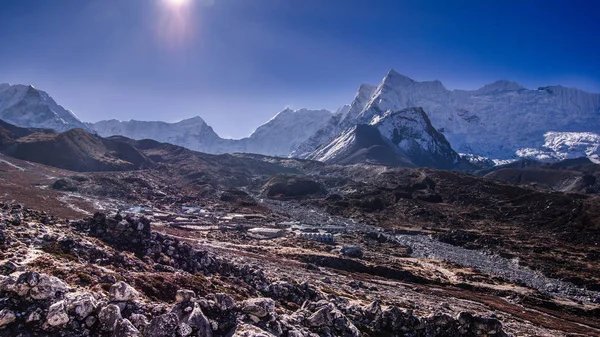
{"left": 0, "top": 0, "right": 598, "bottom": 138}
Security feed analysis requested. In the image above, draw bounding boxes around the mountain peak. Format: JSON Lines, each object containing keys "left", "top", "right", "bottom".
{"left": 175, "top": 116, "right": 207, "bottom": 125}
{"left": 382, "top": 69, "right": 416, "bottom": 87}
{"left": 478, "top": 80, "right": 524, "bottom": 93}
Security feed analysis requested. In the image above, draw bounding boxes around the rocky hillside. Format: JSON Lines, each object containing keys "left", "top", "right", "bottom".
{"left": 0, "top": 122, "right": 152, "bottom": 172}
{"left": 476, "top": 158, "right": 600, "bottom": 193}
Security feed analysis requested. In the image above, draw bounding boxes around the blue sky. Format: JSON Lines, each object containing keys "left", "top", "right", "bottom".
{"left": 0, "top": 0, "right": 598, "bottom": 138}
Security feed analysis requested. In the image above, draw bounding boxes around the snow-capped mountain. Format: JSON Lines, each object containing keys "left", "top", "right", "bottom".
{"left": 291, "top": 84, "right": 376, "bottom": 158}
{"left": 90, "top": 108, "right": 332, "bottom": 156}
{"left": 0, "top": 83, "right": 90, "bottom": 132}
{"left": 293, "top": 69, "right": 600, "bottom": 163}
{"left": 307, "top": 107, "right": 464, "bottom": 169}
{"left": 305, "top": 124, "right": 414, "bottom": 167}
{"left": 90, "top": 117, "right": 226, "bottom": 154}
{"left": 232, "top": 108, "right": 332, "bottom": 156}
{"left": 372, "top": 108, "right": 462, "bottom": 168}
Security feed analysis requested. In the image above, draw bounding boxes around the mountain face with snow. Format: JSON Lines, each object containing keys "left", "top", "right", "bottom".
{"left": 0, "top": 84, "right": 90, "bottom": 132}
{"left": 306, "top": 107, "right": 464, "bottom": 169}
{"left": 371, "top": 108, "right": 462, "bottom": 169}
{"left": 90, "top": 117, "right": 226, "bottom": 154}
{"left": 293, "top": 69, "right": 600, "bottom": 163}
{"left": 232, "top": 108, "right": 332, "bottom": 156}
{"left": 516, "top": 132, "right": 600, "bottom": 163}
{"left": 291, "top": 85, "right": 376, "bottom": 158}
{"left": 91, "top": 108, "right": 332, "bottom": 156}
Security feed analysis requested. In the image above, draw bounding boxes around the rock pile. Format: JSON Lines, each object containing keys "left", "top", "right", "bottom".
{"left": 0, "top": 207, "right": 508, "bottom": 336}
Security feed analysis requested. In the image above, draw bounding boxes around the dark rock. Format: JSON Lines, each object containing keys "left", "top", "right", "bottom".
{"left": 263, "top": 175, "right": 327, "bottom": 198}
{"left": 341, "top": 245, "right": 364, "bottom": 258}
{"left": 51, "top": 178, "right": 79, "bottom": 192}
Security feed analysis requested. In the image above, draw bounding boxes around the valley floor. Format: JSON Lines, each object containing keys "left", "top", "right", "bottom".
{"left": 1, "top": 153, "right": 599, "bottom": 336}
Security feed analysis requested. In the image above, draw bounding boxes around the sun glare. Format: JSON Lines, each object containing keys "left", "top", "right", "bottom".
{"left": 158, "top": 0, "right": 196, "bottom": 49}
{"left": 165, "top": 0, "right": 190, "bottom": 8}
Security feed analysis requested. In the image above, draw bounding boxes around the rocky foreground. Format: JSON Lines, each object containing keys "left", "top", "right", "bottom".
{"left": 0, "top": 203, "right": 507, "bottom": 337}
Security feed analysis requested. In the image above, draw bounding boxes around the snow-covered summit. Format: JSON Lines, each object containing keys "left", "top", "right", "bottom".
{"left": 240, "top": 108, "right": 332, "bottom": 156}
{"left": 0, "top": 84, "right": 89, "bottom": 132}
{"left": 91, "top": 117, "right": 224, "bottom": 154}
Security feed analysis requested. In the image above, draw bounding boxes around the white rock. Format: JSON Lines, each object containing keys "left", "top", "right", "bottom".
{"left": 175, "top": 289, "right": 195, "bottom": 303}
{"left": 46, "top": 301, "right": 69, "bottom": 327}
{"left": 109, "top": 281, "right": 140, "bottom": 302}
{"left": 241, "top": 298, "right": 275, "bottom": 318}
{"left": 29, "top": 274, "right": 68, "bottom": 300}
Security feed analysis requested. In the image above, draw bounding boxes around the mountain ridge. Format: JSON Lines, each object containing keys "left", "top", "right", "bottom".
{"left": 3, "top": 70, "right": 600, "bottom": 166}
{"left": 90, "top": 108, "right": 333, "bottom": 157}
{"left": 294, "top": 69, "right": 600, "bottom": 164}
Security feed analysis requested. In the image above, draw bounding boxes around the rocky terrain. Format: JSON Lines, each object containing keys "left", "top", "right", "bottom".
{"left": 0, "top": 126, "right": 599, "bottom": 336}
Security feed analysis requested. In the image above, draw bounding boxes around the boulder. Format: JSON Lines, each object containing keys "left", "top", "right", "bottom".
{"left": 115, "top": 318, "right": 142, "bottom": 337}
{"left": 341, "top": 245, "right": 364, "bottom": 258}
{"left": 262, "top": 175, "right": 327, "bottom": 198}
{"left": 98, "top": 304, "right": 122, "bottom": 332}
{"left": 46, "top": 300, "right": 69, "bottom": 327}
{"left": 209, "top": 293, "right": 235, "bottom": 311}
{"left": 51, "top": 178, "right": 78, "bottom": 192}
{"left": 129, "top": 313, "right": 150, "bottom": 332}
{"left": 110, "top": 281, "right": 140, "bottom": 302}
{"left": 146, "top": 312, "right": 179, "bottom": 337}
{"left": 175, "top": 289, "right": 195, "bottom": 303}
{"left": 308, "top": 307, "right": 333, "bottom": 327}
{"left": 232, "top": 324, "right": 277, "bottom": 337}
{"left": 471, "top": 316, "right": 504, "bottom": 336}
{"left": 241, "top": 298, "right": 275, "bottom": 318}
{"left": 178, "top": 303, "right": 212, "bottom": 337}
{"left": 0, "top": 308, "right": 16, "bottom": 327}
{"left": 66, "top": 292, "right": 98, "bottom": 320}
{"left": 29, "top": 274, "right": 68, "bottom": 300}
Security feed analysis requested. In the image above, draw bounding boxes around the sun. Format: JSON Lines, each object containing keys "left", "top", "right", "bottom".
{"left": 164, "top": 0, "right": 190, "bottom": 7}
